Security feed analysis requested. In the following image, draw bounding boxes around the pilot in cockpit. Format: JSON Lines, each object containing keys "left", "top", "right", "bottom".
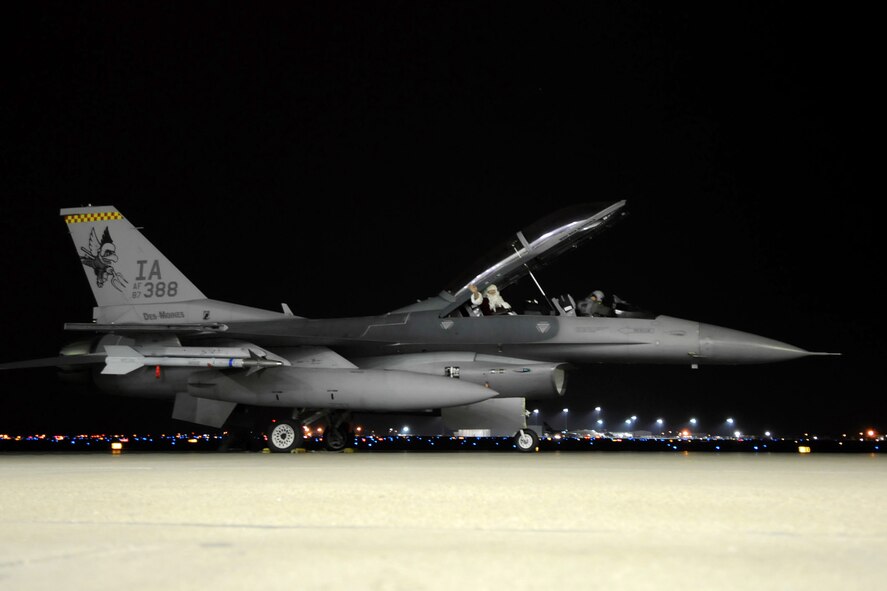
{"left": 578, "top": 290, "right": 612, "bottom": 317}
{"left": 469, "top": 284, "right": 515, "bottom": 315}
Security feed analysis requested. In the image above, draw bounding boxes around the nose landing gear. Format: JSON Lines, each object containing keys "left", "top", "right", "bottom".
{"left": 513, "top": 429, "right": 539, "bottom": 452}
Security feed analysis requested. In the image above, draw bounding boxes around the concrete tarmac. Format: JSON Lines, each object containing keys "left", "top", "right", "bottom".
{"left": 1, "top": 451, "right": 885, "bottom": 590}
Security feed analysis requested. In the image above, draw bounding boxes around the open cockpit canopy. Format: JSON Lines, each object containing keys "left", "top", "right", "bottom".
{"left": 439, "top": 200, "right": 628, "bottom": 316}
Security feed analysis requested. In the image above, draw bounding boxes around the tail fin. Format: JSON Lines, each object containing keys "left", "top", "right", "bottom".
{"left": 61, "top": 206, "right": 205, "bottom": 307}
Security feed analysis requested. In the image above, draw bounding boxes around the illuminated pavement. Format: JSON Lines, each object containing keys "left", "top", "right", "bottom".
{"left": 1, "top": 452, "right": 884, "bottom": 590}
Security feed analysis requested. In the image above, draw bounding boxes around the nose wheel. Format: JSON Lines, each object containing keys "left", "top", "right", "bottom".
{"left": 513, "top": 429, "right": 539, "bottom": 452}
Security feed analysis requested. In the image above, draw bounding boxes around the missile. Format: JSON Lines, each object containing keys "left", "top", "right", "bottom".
{"left": 102, "top": 345, "right": 283, "bottom": 375}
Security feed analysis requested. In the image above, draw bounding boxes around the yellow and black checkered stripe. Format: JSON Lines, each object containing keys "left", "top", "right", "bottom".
{"left": 64, "top": 212, "right": 123, "bottom": 224}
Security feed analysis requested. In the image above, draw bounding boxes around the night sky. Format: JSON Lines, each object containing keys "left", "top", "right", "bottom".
{"left": 0, "top": 3, "right": 879, "bottom": 436}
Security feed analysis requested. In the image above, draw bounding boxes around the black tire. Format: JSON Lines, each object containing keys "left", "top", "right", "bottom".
{"left": 513, "top": 429, "right": 539, "bottom": 452}
{"left": 266, "top": 420, "right": 303, "bottom": 453}
{"left": 324, "top": 425, "right": 350, "bottom": 451}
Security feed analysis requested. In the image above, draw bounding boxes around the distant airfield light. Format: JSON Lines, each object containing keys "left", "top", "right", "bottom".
{"left": 734, "top": 431, "right": 742, "bottom": 438}
{"left": 726, "top": 418, "right": 734, "bottom": 424}
{"left": 689, "top": 418, "right": 697, "bottom": 424}
{"left": 594, "top": 407, "right": 601, "bottom": 412}
{"left": 630, "top": 415, "right": 637, "bottom": 421}
{"left": 867, "top": 429, "right": 876, "bottom": 438}
{"left": 765, "top": 431, "right": 772, "bottom": 437}
{"left": 625, "top": 419, "right": 631, "bottom": 425}
{"left": 402, "top": 426, "right": 410, "bottom": 434}
{"left": 532, "top": 409, "right": 540, "bottom": 414}
{"left": 596, "top": 420, "right": 604, "bottom": 426}
{"left": 562, "top": 408, "right": 569, "bottom": 413}
{"left": 656, "top": 419, "right": 664, "bottom": 425}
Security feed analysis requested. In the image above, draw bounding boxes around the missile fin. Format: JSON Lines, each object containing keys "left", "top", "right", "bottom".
{"left": 102, "top": 361, "right": 144, "bottom": 375}
{"left": 104, "top": 345, "right": 144, "bottom": 358}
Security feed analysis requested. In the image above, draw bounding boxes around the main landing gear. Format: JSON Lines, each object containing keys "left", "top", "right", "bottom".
{"left": 265, "top": 411, "right": 353, "bottom": 453}
{"left": 323, "top": 422, "right": 351, "bottom": 451}
{"left": 266, "top": 419, "right": 304, "bottom": 453}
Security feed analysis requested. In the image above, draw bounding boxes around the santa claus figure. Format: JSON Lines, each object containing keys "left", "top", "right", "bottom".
{"left": 469, "top": 284, "right": 513, "bottom": 315}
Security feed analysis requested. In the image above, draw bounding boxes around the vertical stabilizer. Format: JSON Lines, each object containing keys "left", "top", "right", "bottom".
{"left": 61, "top": 206, "right": 205, "bottom": 307}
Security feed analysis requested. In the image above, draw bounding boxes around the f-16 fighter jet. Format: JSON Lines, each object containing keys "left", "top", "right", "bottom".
{"left": 1, "top": 201, "right": 831, "bottom": 452}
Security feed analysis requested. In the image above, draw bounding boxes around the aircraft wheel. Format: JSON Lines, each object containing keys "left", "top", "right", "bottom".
{"left": 267, "top": 420, "right": 303, "bottom": 453}
{"left": 324, "top": 425, "right": 350, "bottom": 451}
{"left": 513, "top": 429, "right": 538, "bottom": 452}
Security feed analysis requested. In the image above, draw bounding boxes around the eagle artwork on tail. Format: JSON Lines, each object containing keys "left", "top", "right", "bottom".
{"left": 80, "top": 226, "right": 127, "bottom": 292}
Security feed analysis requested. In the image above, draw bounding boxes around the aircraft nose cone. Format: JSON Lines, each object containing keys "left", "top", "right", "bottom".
{"left": 698, "top": 323, "right": 811, "bottom": 364}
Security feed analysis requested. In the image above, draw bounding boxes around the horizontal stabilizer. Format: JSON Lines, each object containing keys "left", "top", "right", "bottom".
{"left": 0, "top": 354, "right": 106, "bottom": 371}
{"left": 66, "top": 322, "right": 228, "bottom": 333}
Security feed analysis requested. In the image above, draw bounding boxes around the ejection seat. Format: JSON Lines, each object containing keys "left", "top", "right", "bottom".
{"left": 551, "top": 294, "right": 577, "bottom": 316}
